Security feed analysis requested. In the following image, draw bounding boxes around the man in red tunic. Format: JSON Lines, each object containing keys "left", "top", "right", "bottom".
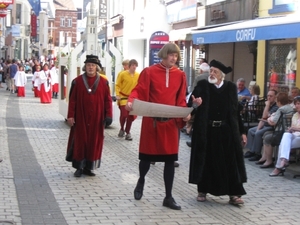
{"left": 66, "top": 55, "right": 113, "bottom": 177}
{"left": 126, "top": 43, "right": 201, "bottom": 210}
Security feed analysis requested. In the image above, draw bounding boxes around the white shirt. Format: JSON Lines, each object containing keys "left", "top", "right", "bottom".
{"left": 214, "top": 80, "right": 224, "bottom": 89}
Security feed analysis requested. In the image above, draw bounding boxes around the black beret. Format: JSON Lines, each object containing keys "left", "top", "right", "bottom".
{"left": 84, "top": 55, "right": 101, "bottom": 68}
{"left": 209, "top": 59, "right": 232, "bottom": 74}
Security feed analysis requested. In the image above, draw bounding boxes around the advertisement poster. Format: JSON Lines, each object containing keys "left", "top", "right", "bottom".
{"left": 149, "top": 31, "right": 169, "bottom": 66}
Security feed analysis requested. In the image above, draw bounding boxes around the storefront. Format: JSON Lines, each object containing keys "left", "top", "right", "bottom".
{"left": 191, "top": 15, "right": 300, "bottom": 96}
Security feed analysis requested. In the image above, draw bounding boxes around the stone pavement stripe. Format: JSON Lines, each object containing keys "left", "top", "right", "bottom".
{"left": 6, "top": 96, "right": 67, "bottom": 225}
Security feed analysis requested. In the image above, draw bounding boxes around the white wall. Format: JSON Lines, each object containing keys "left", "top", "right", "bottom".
{"left": 123, "top": 0, "right": 171, "bottom": 69}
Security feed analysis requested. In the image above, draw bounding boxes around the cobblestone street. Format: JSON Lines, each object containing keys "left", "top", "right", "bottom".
{"left": 1, "top": 83, "right": 300, "bottom": 225}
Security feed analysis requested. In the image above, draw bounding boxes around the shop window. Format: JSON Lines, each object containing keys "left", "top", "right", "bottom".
{"left": 266, "top": 40, "right": 297, "bottom": 94}
{"left": 268, "top": 0, "right": 295, "bottom": 14}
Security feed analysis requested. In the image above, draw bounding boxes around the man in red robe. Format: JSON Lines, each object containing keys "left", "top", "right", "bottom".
{"left": 126, "top": 43, "right": 201, "bottom": 210}
{"left": 66, "top": 55, "right": 113, "bottom": 177}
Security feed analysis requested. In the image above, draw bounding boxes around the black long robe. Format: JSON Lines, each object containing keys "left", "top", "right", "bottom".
{"left": 188, "top": 79, "right": 247, "bottom": 196}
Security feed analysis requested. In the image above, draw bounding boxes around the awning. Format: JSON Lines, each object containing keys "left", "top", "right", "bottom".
{"left": 192, "top": 15, "right": 300, "bottom": 45}
{"left": 169, "top": 27, "right": 197, "bottom": 41}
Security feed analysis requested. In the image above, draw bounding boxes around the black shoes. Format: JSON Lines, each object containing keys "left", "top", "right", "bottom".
{"left": 260, "top": 163, "right": 274, "bottom": 168}
{"left": 244, "top": 151, "right": 255, "bottom": 158}
{"left": 255, "top": 160, "right": 266, "bottom": 165}
{"left": 186, "top": 141, "right": 191, "bottom": 147}
{"left": 74, "top": 169, "right": 83, "bottom": 177}
{"left": 163, "top": 197, "right": 181, "bottom": 210}
{"left": 134, "top": 182, "right": 144, "bottom": 200}
{"left": 74, "top": 168, "right": 95, "bottom": 177}
{"left": 248, "top": 154, "right": 262, "bottom": 161}
{"left": 150, "top": 162, "right": 179, "bottom": 167}
{"left": 83, "top": 168, "right": 96, "bottom": 176}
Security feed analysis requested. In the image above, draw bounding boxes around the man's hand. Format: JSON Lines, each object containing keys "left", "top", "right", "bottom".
{"left": 183, "top": 114, "right": 191, "bottom": 122}
{"left": 265, "top": 100, "right": 270, "bottom": 107}
{"left": 116, "top": 96, "right": 121, "bottom": 100}
{"left": 241, "top": 134, "right": 247, "bottom": 146}
{"left": 125, "top": 102, "right": 133, "bottom": 111}
{"left": 67, "top": 118, "right": 75, "bottom": 127}
{"left": 191, "top": 95, "right": 202, "bottom": 108}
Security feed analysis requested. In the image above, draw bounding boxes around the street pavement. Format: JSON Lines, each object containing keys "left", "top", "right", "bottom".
{"left": 1, "top": 82, "right": 300, "bottom": 225}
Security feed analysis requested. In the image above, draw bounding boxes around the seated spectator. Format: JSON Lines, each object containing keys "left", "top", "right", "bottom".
{"left": 270, "top": 96, "right": 300, "bottom": 176}
{"left": 237, "top": 78, "right": 252, "bottom": 104}
{"left": 289, "top": 87, "right": 300, "bottom": 109}
{"left": 247, "top": 84, "right": 260, "bottom": 109}
{"left": 244, "top": 90, "right": 279, "bottom": 161}
{"left": 256, "top": 92, "right": 294, "bottom": 168}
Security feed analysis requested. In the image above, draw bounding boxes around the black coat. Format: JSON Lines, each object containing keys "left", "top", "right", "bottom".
{"left": 188, "top": 80, "right": 247, "bottom": 196}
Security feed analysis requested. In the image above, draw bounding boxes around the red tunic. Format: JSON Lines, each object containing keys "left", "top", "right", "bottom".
{"left": 52, "top": 83, "right": 59, "bottom": 92}
{"left": 17, "top": 87, "right": 25, "bottom": 97}
{"left": 66, "top": 74, "right": 113, "bottom": 170}
{"left": 39, "top": 70, "right": 52, "bottom": 103}
{"left": 39, "top": 83, "right": 52, "bottom": 103}
{"left": 128, "top": 63, "right": 187, "bottom": 161}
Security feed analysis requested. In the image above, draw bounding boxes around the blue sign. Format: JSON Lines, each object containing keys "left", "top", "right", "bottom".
{"left": 192, "top": 21, "right": 300, "bottom": 44}
{"left": 149, "top": 31, "right": 169, "bottom": 66}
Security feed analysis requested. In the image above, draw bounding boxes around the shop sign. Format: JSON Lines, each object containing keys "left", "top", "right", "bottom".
{"left": 99, "top": 0, "right": 107, "bottom": 19}
{"left": 149, "top": 31, "right": 169, "bottom": 66}
{"left": 236, "top": 29, "right": 256, "bottom": 41}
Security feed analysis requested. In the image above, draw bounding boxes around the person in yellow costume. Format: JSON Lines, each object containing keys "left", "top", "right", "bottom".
{"left": 115, "top": 59, "right": 139, "bottom": 140}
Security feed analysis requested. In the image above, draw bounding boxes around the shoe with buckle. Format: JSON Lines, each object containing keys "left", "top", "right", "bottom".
{"left": 74, "top": 169, "right": 83, "bottom": 177}
{"left": 163, "top": 197, "right": 181, "bottom": 210}
{"left": 244, "top": 151, "right": 255, "bottom": 158}
{"left": 118, "top": 130, "right": 125, "bottom": 138}
{"left": 125, "top": 133, "right": 133, "bottom": 141}
{"left": 134, "top": 181, "right": 144, "bottom": 200}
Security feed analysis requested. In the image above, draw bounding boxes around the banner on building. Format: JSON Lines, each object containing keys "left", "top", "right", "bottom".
{"left": 31, "top": 14, "right": 37, "bottom": 37}
{"left": 99, "top": 0, "right": 107, "bottom": 19}
{"left": 28, "top": 0, "right": 41, "bottom": 16}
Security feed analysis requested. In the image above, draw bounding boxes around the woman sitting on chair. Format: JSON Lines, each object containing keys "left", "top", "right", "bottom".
{"left": 256, "top": 92, "right": 293, "bottom": 168}
{"left": 269, "top": 96, "right": 300, "bottom": 176}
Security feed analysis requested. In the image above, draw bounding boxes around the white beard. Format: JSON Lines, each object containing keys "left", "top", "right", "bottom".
{"left": 208, "top": 77, "right": 217, "bottom": 84}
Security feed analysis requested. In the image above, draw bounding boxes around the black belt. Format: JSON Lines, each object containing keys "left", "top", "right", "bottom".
{"left": 120, "top": 97, "right": 128, "bottom": 100}
{"left": 208, "top": 120, "right": 226, "bottom": 127}
{"left": 153, "top": 117, "right": 170, "bottom": 122}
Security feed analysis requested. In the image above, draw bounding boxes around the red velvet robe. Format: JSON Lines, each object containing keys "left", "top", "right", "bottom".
{"left": 66, "top": 74, "right": 112, "bottom": 170}
{"left": 128, "top": 63, "right": 187, "bottom": 162}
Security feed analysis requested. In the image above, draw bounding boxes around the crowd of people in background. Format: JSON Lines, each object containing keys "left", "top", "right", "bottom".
{"left": 0, "top": 57, "right": 60, "bottom": 103}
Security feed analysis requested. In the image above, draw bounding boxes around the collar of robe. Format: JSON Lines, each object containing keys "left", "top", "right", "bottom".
{"left": 82, "top": 73, "right": 100, "bottom": 94}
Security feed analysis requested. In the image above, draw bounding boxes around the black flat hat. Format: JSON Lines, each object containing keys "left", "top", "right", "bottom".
{"left": 84, "top": 55, "right": 102, "bottom": 68}
{"left": 209, "top": 59, "right": 232, "bottom": 74}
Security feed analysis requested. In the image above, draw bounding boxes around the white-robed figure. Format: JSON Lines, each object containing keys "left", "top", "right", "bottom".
{"left": 14, "top": 65, "right": 27, "bottom": 97}
{"left": 32, "top": 65, "right": 42, "bottom": 97}
{"left": 51, "top": 64, "right": 59, "bottom": 98}
{"left": 38, "top": 63, "right": 52, "bottom": 104}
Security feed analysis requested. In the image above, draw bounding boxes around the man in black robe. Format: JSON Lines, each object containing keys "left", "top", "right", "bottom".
{"left": 188, "top": 59, "right": 247, "bottom": 205}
